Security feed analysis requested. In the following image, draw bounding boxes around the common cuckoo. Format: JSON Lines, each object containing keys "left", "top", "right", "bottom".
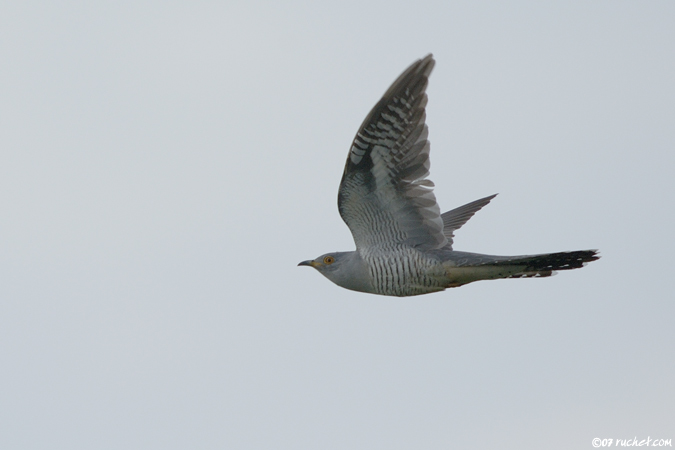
{"left": 299, "top": 54, "right": 599, "bottom": 296}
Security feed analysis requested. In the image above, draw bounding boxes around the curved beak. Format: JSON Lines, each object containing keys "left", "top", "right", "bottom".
{"left": 298, "top": 260, "right": 317, "bottom": 267}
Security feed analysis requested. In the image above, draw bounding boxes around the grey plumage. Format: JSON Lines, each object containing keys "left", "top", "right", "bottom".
{"left": 441, "top": 194, "right": 497, "bottom": 247}
{"left": 299, "top": 55, "right": 599, "bottom": 297}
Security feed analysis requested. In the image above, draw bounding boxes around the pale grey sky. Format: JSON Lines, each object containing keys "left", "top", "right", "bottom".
{"left": 1, "top": 1, "right": 673, "bottom": 449}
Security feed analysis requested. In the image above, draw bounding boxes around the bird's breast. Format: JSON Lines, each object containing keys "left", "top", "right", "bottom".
{"left": 360, "top": 247, "right": 444, "bottom": 296}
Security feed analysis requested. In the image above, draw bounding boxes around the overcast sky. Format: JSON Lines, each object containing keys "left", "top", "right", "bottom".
{"left": 1, "top": 1, "right": 674, "bottom": 449}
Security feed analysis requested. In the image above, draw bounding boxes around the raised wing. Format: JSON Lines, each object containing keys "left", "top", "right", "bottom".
{"left": 338, "top": 55, "right": 447, "bottom": 252}
{"left": 441, "top": 194, "right": 497, "bottom": 248}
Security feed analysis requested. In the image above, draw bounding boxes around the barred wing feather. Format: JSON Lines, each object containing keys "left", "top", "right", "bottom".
{"left": 337, "top": 54, "right": 447, "bottom": 252}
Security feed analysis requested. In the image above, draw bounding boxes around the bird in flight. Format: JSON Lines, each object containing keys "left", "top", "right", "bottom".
{"left": 299, "top": 54, "right": 598, "bottom": 296}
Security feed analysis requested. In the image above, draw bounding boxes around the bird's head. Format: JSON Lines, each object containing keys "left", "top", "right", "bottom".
{"left": 297, "top": 251, "right": 371, "bottom": 293}
{"left": 297, "top": 252, "right": 346, "bottom": 274}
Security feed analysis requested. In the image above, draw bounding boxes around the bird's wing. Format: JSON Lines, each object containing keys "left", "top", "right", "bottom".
{"left": 338, "top": 55, "right": 447, "bottom": 252}
{"left": 441, "top": 194, "right": 497, "bottom": 249}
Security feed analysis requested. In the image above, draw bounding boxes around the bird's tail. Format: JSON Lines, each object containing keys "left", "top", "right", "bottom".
{"left": 487, "top": 249, "right": 600, "bottom": 278}
{"left": 441, "top": 250, "right": 599, "bottom": 287}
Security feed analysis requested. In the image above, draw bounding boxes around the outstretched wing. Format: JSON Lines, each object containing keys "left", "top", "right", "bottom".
{"left": 338, "top": 55, "right": 447, "bottom": 252}
{"left": 441, "top": 194, "right": 497, "bottom": 249}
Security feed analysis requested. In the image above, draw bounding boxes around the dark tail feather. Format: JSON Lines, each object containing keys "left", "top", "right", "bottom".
{"left": 490, "top": 250, "right": 600, "bottom": 278}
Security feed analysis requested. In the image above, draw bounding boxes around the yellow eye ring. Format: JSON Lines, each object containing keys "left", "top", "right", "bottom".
{"left": 323, "top": 256, "right": 335, "bottom": 265}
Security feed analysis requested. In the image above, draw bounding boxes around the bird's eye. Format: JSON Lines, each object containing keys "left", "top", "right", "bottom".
{"left": 323, "top": 256, "right": 335, "bottom": 265}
